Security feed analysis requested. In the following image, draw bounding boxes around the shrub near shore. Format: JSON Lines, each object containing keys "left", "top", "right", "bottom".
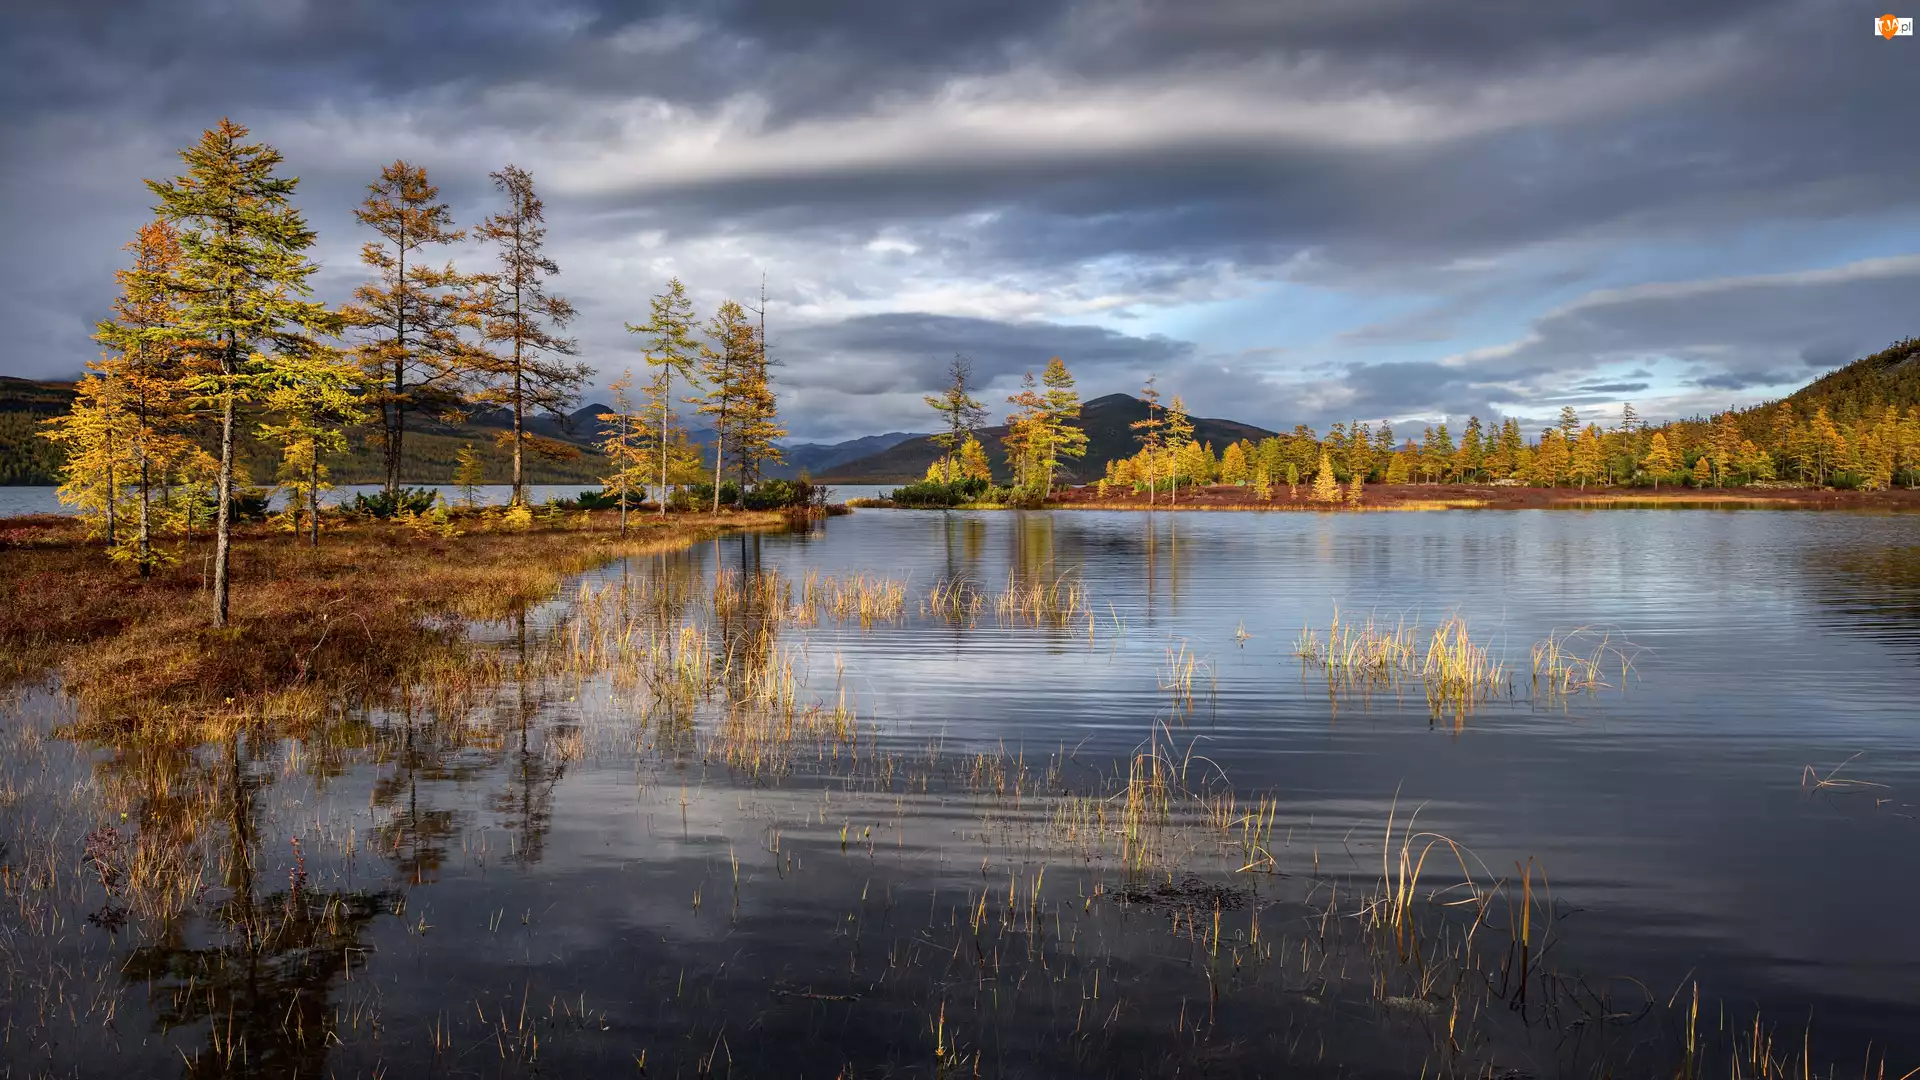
{"left": 0, "top": 508, "right": 785, "bottom": 736}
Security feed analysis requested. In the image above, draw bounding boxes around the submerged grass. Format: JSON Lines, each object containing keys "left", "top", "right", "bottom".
{"left": 0, "top": 511, "right": 787, "bottom": 737}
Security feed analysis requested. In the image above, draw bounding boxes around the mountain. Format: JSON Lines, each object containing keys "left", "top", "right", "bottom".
{"left": 562, "top": 401, "right": 920, "bottom": 479}
{"left": 778, "top": 433, "right": 925, "bottom": 477}
{"left": 1781, "top": 338, "right": 1920, "bottom": 420}
{"left": 819, "top": 393, "right": 1277, "bottom": 484}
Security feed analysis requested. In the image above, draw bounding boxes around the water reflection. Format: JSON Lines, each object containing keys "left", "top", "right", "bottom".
{"left": 8, "top": 510, "right": 1920, "bottom": 1076}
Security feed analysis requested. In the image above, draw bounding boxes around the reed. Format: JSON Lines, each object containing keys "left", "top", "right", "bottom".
{"left": 992, "top": 571, "right": 1087, "bottom": 627}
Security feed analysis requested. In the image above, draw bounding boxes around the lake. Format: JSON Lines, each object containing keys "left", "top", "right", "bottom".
{"left": 4, "top": 508, "right": 1919, "bottom": 1077}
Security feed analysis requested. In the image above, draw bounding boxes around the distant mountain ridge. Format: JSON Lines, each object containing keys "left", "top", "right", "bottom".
{"left": 819, "top": 393, "right": 1277, "bottom": 484}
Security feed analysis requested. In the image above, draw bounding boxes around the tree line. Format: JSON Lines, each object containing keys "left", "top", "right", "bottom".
{"left": 41, "top": 119, "right": 787, "bottom": 626}
{"left": 911, "top": 344, "right": 1920, "bottom": 506}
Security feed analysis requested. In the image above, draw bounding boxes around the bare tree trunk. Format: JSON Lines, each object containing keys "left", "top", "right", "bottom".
{"left": 658, "top": 370, "right": 671, "bottom": 516}
{"left": 618, "top": 413, "right": 629, "bottom": 536}
{"left": 137, "top": 445, "right": 151, "bottom": 578}
{"left": 388, "top": 220, "right": 407, "bottom": 498}
{"left": 511, "top": 366, "right": 523, "bottom": 507}
{"left": 309, "top": 442, "right": 320, "bottom": 548}
{"left": 214, "top": 341, "right": 235, "bottom": 628}
{"left": 712, "top": 429, "right": 725, "bottom": 514}
{"left": 104, "top": 459, "right": 117, "bottom": 546}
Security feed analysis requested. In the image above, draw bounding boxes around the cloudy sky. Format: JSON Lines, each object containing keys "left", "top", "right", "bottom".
{"left": 3, "top": 0, "right": 1917, "bottom": 442}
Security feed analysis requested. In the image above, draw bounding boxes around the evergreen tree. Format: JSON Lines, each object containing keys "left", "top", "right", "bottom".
{"left": 1558, "top": 406, "right": 1580, "bottom": 439}
{"left": 1642, "top": 431, "right": 1677, "bottom": 488}
{"left": 699, "top": 300, "right": 756, "bottom": 510}
{"left": 87, "top": 219, "right": 203, "bottom": 573}
{"left": 347, "top": 161, "right": 475, "bottom": 497}
{"left": 1569, "top": 424, "right": 1605, "bottom": 489}
{"left": 1456, "top": 416, "right": 1485, "bottom": 481}
{"left": 1129, "top": 375, "right": 1166, "bottom": 506}
{"left": 453, "top": 443, "right": 484, "bottom": 508}
{"left": 471, "top": 165, "right": 585, "bottom": 507}
{"left": 925, "top": 354, "right": 986, "bottom": 485}
{"left": 1220, "top": 441, "right": 1249, "bottom": 486}
{"left": 1038, "top": 357, "right": 1087, "bottom": 496}
{"left": 145, "top": 119, "right": 341, "bottom": 627}
{"left": 629, "top": 278, "right": 703, "bottom": 515}
{"left": 256, "top": 344, "right": 369, "bottom": 546}
{"left": 1311, "top": 450, "right": 1341, "bottom": 502}
{"left": 1163, "top": 395, "right": 1195, "bottom": 504}
{"left": 598, "top": 370, "right": 649, "bottom": 533}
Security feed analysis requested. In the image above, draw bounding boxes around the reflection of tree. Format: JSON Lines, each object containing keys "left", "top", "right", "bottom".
{"left": 370, "top": 719, "right": 486, "bottom": 885}
{"left": 488, "top": 613, "right": 568, "bottom": 867}
{"left": 115, "top": 735, "right": 395, "bottom": 1079}
{"left": 123, "top": 886, "right": 390, "bottom": 1079}
{"left": 942, "top": 515, "right": 986, "bottom": 584}
{"left": 1806, "top": 543, "right": 1920, "bottom": 658}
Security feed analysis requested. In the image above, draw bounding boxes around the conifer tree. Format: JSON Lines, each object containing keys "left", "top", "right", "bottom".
{"left": 145, "top": 119, "right": 341, "bottom": 627}
{"left": 87, "top": 219, "right": 203, "bottom": 573}
{"left": 471, "top": 165, "right": 585, "bottom": 507}
{"left": 699, "top": 300, "right": 756, "bottom": 510}
{"left": 1642, "top": 431, "right": 1677, "bottom": 488}
{"left": 1003, "top": 371, "right": 1046, "bottom": 495}
{"left": 957, "top": 435, "right": 993, "bottom": 482}
{"left": 453, "top": 443, "right": 484, "bottom": 509}
{"left": 1129, "top": 375, "right": 1166, "bottom": 506}
{"left": 1456, "top": 417, "right": 1485, "bottom": 481}
{"left": 42, "top": 373, "right": 136, "bottom": 542}
{"left": 925, "top": 354, "right": 986, "bottom": 485}
{"left": 1558, "top": 406, "right": 1580, "bottom": 439}
{"left": 1311, "top": 450, "right": 1341, "bottom": 502}
{"left": 1689, "top": 454, "right": 1714, "bottom": 488}
{"left": 1220, "top": 441, "right": 1249, "bottom": 486}
{"left": 256, "top": 344, "right": 369, "bottom": 546}
{"left": 1163, "top": 395, "right": 1195, "bottom": 505}
{"left": 628, "top": 279, "right": 703, "bottom": 511}
{"left": 597, "top": 370, "right": 648, "bottom": 533}
{"left": 1570, "top": 425, "right": 1606, "bottom": 489}
{"left": 348, "top": 162, "right": 477, "bottom": 497}
{"left": 730, "top": 274, "right": 787, "bottom": 489}
{"left": 1038, "top": 357, "right": 1087, "bottom": 496}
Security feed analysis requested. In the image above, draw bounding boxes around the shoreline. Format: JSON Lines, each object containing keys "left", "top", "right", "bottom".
{"left": 844, "top": 482, "right": 1920, "bottom": 512}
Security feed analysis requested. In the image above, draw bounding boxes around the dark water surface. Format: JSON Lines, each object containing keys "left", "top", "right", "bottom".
{"left": 4, "top": 508, "right": 1919, "bottom": 1078}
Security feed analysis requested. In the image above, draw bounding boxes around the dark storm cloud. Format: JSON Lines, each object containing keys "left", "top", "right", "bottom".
{"left": 2, "top": 0, "right": 1915, "bottom": 438}
{"left": 774, "top": 311, "right": 1191, "bottom": 405}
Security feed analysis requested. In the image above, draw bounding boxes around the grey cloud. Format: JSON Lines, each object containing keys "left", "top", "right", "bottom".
{"left": 766, "top": 311, "right": 1195, "bottom": 438}
{"left": 1455, "top": 256, "right": 1920, "bottom": 387}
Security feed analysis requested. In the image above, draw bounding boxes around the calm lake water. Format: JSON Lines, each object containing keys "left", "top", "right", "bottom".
{"left": 4, "top": 508, "right": 1919, "bottom": 1077}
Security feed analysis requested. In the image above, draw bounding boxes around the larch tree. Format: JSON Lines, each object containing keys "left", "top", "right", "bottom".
{"left": 1642, "top": 431, "right": 1676, "bottom": 487}
{"left": 1163, "top": 395, "right": 1195, "bottom": 505}
{"left": 471, "top": 165, "right": 586, "bottom": 507}
{"left": 41, "top": 372, "right": 136, "bottom": 542}
{"left": 925, "top": 354, "right": 987, "bottom": 484}
{"left": 699, "top": 300, "right": 756, "bottom": 510}
{"left": 1569, "top": 425, "right": 1606, "bottom": 489}
{"left": 729, "top": 346, "right": 785, "bottom": 489}
{"left": 1129, "top": 375, "right": 1166, "bottom": 506}
{"left": 256, "top": 344, "right": 370, "bottom": 546}
{"left": 1038, "top": 357, "right": 1087, "bottom": 496}
{"left": 629, "top": 278, "right": 703, "bottom": 514}
{"left": 597, "top": 370, "right": 649, "bottom": 533}
{"left": 1220, "top": 441, "right": 1249, "bottom": 486}
{"left": 1311, "top": 450, "right": 1342, "bottom": 502}
{"left": 1003, "top": 371, "right": 1047, "bottom": 495}
{"left": 348, "top": 161, "right": 476, "bottom": 498}
{"left": 88, "top": 219, "right": 204, "bottom": 573}
{"left": 145, "top": 119, "right": 341, "bottom": 627}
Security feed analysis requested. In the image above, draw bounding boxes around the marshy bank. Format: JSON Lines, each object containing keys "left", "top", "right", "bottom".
{"left": 2, "top": 508, "right": 1920, "bottom": 1077}
{"left": 0, "top": 507, "right": 789, "bottom": 736}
